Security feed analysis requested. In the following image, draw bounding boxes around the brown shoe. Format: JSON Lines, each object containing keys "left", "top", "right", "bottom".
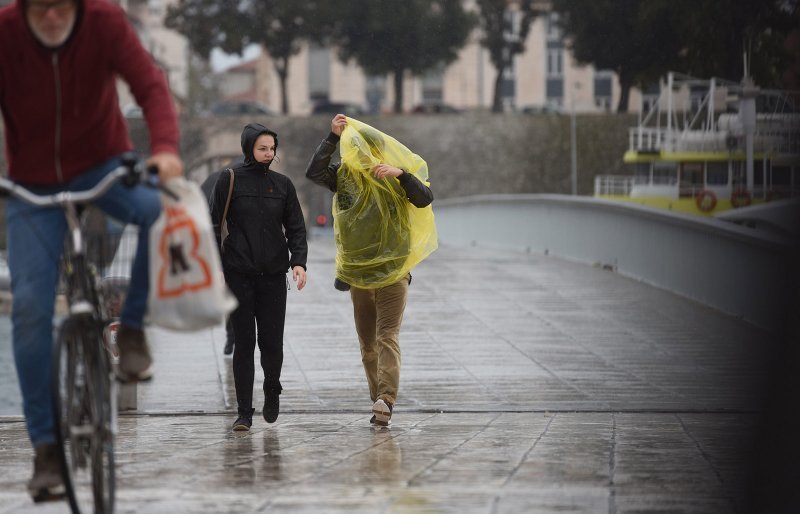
{"left": 27, "top": 443, "right": 65, "bottom": 502}
{"left": 116, "top": 325, "right": 153, "bottom": 382}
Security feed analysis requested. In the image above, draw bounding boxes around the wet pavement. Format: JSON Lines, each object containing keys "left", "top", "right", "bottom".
{"left": 0, "top": 237, "right": 779, "bottom": 513}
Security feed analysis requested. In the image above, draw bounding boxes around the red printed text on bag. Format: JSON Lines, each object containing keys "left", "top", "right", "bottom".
{"left": 156, "top": 205, "right": 213, "bottom": 298}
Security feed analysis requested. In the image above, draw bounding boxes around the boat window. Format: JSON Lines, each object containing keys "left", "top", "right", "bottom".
{"left": 653, "top": 162, "right": 677, "bottom": 184}
{"left": 634, "top": 163, "right": 650, "bottom": 183}
{"left": 771, "top": 165, "right": 792, "bottom": 186}
{"left": 731, "top": 160, "right": 768, "bottom": 192}
{"left": 679, "top": 163, "right": 704, "bottom": 197}
{"left": 706, "top": 162, "right": 728, "bottom": 185}
{"left": 755, "top": 160, "right": 765, "bottom": 186}
{"left": 732, "top": 162, "right": 745, "bottom": 188}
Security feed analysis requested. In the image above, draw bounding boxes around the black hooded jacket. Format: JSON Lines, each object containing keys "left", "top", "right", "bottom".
{"left": 210, "top": 123, "right": 307, "bottom": 275}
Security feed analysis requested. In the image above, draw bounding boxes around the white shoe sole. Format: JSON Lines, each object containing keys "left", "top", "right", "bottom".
{"left": 29, "top": 483, "right": 66, "bottom": 503}
{"left": 372, "top": 400, "right": 392, "bottom": 426}
{"left": 115, "top": 364, "right": 153, "bottom": 383}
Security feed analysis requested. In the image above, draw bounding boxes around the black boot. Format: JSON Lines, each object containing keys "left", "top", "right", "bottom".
{"left": 263, "top": 390, "right": 280, "bottom": 423}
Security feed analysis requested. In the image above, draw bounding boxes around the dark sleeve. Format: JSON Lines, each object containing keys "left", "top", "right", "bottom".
{"left": 305, "top": 132, "right": 341, "bottom": 192}
{"left": 397, "top": 171, "right": 434, "bottom": 208}
{"left": 200, "top": 170, "right": 220, "bottom": 204}
{"left": 209, "top": 170, "right": 231, "bottom": 251}
{"left": 283, "top": 179, "right": 308, "bottom": 270}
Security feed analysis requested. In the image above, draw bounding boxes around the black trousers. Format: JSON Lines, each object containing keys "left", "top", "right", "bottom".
{"left": 224, "top": 270, "right": 287, "bottom": 413}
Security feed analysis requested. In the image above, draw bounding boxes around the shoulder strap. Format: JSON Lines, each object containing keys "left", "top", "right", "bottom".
{"left": 220, "top": 169, "right": 234, "bottom": 250}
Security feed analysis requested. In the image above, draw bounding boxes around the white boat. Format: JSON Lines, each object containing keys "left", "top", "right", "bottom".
{"left": 594, "top": 71, "right": 800, "bottom": 215}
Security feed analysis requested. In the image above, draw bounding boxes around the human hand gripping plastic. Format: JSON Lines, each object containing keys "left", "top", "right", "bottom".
{"left": 372, "top": 163, "right": 403, "bottom": 180}
{"left": 331, "top": 113, "right": 347, "bottom": 136}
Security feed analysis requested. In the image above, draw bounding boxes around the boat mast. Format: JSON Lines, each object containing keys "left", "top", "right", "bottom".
{"left": 740, "top": 53, "right": 758, "bottom": 192}
{"left": 666, "top": 72, "right": 673, "bottom": 139}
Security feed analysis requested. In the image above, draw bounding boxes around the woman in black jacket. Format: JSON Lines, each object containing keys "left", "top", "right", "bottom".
{"left": 210, "top": 123, "right": 308, "bottom": 432}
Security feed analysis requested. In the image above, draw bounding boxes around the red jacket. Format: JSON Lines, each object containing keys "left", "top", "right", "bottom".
{"left": 0, "top": 0, "right": 179, "bottom": 186}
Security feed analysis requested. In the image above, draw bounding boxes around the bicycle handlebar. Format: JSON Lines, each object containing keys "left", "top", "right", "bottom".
{"left": 0, "top": 158, "right": 154, "bottom": 207}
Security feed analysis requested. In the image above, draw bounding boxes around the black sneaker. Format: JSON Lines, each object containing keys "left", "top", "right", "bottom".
{"left": 27, "top": 443, "right": 65, "bottom": 502}
{"left": 223, "top": 338, "right": 234, "bottom": 356}
{"left": 372, "top": 399, "right": 393, "bottom": 427}
{"left": 232, "top": 409, "right": 254, "bottom": 432}
{"left": 263, "top": 390, "right": 280, "bottom": 423}
{"left": 116, "top": 325, "right": 153, "bottom": 383}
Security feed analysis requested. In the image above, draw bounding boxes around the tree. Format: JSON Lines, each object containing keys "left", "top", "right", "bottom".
{"left": 475, "top": 0, "right": 541, "bottom": 112}
{"left": 166, "top": 0, "right": 326, "bottom": 114}
{"left": 551, "top": 0, "right": 684, "bottom": 113}
{"left": 163, "top": 0, "right": 242, "bottom": 65}
{"left": 327, "top": 0, "right": 476, "bottom": 113}
{"left": 671, "top": 0, "right": 799, "bottom": 89}
{"left": 552, "top": 0, "right": 798, "bottom": 112}
{"left": 184, "top": 52, "right": 220, "bottom": 116}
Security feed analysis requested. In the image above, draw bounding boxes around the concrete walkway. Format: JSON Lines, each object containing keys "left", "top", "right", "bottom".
{"left": 0, "top": 237, "right": 781, "bottom": 513}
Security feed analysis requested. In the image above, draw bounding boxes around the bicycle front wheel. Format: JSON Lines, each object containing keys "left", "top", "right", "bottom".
{"left": 52, "top": 316, "right": 116, "bottom": 514}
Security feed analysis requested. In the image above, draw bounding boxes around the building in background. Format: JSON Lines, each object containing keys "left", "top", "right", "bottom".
{"left": 214, "top": 4, "right": 645, "bottom": 115}
{"left": 117, "top": 0, "right": 188, "bottom": 114}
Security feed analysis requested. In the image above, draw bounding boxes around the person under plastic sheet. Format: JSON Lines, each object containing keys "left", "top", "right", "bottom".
{"left": 306, "top": 115, "right": 436, "bottom": 427}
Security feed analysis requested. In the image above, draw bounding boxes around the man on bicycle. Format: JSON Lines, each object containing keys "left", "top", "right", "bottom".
{"left": 0, "top": 0, "right": 183, "bottom": 502}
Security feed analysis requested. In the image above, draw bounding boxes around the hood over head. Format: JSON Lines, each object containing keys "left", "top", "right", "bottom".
{"left": 240, "top": 122, "right": 278, "bottom": 166}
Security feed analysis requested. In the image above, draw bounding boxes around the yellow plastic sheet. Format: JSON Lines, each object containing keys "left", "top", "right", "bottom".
{"left": 333, "top": 118, "right": 437, "bottom": 289}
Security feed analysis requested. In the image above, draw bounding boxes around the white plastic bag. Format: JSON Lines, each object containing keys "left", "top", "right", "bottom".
{"left": 147, "top": 177, "right": 237, "bottom": 330}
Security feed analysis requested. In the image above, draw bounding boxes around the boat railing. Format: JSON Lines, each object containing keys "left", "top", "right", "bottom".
{"left": 629, "top": 127, "right": 669, "bottom": 152}
{"left": 751, "top": 185, "right": 800, "bottom": 200}
{"left": 596, "top": 177, "right": 800, "bottom": 200}
{"left": 594, "top": 175, "right": 635, "bottom": 196}
{"left": 631, "top": 125, "right": 800, "bottom": 155}
{"left": 753, "top": 127, "right": 800, "bottom": 155}
{"left": 649, "top": 175, "right": 678, "bottom": 186}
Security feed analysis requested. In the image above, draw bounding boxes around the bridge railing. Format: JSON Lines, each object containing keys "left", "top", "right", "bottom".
{"left": 434, "top": 194, "right": 797, "bottom": 333}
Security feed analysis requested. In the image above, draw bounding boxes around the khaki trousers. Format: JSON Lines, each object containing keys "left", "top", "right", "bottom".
{"left": 350, "top": 274, "right": 410, "bottom": 406}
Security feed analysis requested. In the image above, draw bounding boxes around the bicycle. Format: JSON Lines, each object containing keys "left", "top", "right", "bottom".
{"left": 0, "top": 154, "right": 154, "bottom": 514}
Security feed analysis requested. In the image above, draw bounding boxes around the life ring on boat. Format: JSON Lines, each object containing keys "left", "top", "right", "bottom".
{"left": 730, "top": 189, "right": 752, "bottom": 208}
{"left": 766, "top": 190, "right": 785, "bottom": 202}
{"left": 695, "top": 190, "right": 717, "bottom": 212}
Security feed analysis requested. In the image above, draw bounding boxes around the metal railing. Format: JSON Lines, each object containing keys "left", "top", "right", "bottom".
{"left": 594, "top": 175, "right": 635, "bottom": 196}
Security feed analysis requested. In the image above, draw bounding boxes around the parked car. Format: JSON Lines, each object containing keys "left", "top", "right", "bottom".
{"left": 411, "top": 102, "right": 461, "bottom": 114}
{"left": 520, "top": 104, "right": 563, "bottom": 114}
{"left": 210, "top": 100, "right": 275, "bottom": 116}
{"left": 311, "top": 101, "right": 365, "bottom": 116}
